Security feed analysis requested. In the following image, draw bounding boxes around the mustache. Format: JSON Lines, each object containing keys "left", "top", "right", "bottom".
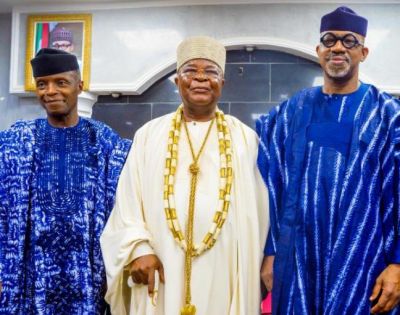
{"left": 326, "top": 53, "right": 351, "bottom": 62}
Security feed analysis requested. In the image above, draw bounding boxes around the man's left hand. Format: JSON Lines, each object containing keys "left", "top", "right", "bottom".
{"left": 370, "top": 264, "right": 400, "bottom": 313}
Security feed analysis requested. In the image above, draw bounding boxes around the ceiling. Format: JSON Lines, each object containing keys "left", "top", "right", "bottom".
{"left": 0, "top": 0, "right": 125, "bottom": 13}
{"left": 0, "top": 0, "right": 398, "bottom": 13}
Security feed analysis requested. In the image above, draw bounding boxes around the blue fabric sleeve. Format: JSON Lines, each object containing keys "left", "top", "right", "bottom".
{"left": 264, "top": 229, "right": 276, "bottom": 256}
{"left": 381, "top": 98, "right": 400, "bottom": 264}
{"left": 389, "top": 113, "right": 400, "bottom": 264}
{"left": 0, "top": 190, "right": 4, "bottom": 282}
{"left": 256, "top": 103, "right": 289, "bottom": 259}
{"left": 390, "top": 240, "right": 400, "bottom": 264}
{"left": 0, "top": 141, "right": 6, "bottom": 281}
{"left": 105, "top": 132, "right": 132, "bottom": 215}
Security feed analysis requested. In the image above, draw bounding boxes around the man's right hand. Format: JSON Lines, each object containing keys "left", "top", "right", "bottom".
{"left": 129, "top": 254, "right": 165, "bottom": 296}
{"left": 261, "top": 255, "right": 275, "bottom": 292}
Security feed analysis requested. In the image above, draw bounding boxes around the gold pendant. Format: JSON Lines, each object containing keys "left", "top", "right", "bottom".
{"left": 189, "top": 163, "right": 199, "bottom": 175}
{"left": 181, "top": 304, "right": 196, "bottom": 315}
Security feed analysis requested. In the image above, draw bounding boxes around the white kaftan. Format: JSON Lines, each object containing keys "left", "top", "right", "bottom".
{"left": 101, "top": 113, "right": 268, "bottom": 315}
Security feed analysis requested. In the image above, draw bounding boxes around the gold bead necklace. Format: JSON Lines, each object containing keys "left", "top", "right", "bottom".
{"left": 163, "top": 105, "right": 233, "bottom": 315}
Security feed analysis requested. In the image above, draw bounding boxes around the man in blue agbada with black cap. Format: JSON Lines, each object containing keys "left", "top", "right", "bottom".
{"left": 0, "top": 48, "right": 131, "bottom": 314}
{"left": 257, "top": 6, "right": 400, "bottom": 314}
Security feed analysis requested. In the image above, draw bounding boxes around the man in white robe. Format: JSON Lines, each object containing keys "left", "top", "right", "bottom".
{"left": 100, "top": 36, "right": 269, "bottom": 315}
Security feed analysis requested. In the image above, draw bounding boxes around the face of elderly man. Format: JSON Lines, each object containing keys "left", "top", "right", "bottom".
{"left": 175, "top": 58, "right": 225, "bottom": 112}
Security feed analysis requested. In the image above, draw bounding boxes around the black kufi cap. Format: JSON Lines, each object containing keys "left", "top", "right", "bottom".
{"left": 320, "top": 6, "right": 368, "bottom": 37}
{"left": 30, "top": 48, "right": 79, "bottom": 77}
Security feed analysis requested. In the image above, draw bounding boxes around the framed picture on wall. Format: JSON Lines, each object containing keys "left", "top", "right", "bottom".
{"left": 24, "top": 14, "right": 92, "bottom": 91}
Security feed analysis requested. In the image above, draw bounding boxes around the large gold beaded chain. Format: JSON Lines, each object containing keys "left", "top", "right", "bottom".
{"left": 163, "top": 105, "right": 233, "bottom": 315}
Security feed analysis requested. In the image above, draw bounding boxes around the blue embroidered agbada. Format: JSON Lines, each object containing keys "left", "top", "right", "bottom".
{"left": 257, "top": 83, "right": 400, "bottom": 314}
{"left": 0, "top": 118, "right": 131, "bottom": 314}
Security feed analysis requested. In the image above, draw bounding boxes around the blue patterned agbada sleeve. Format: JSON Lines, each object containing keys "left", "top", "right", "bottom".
{"left": 0, "top": 130, "right": 9, "bottom": 281}
{"left": 381, "top": 98, "right": 400, "bottom": 264}
{"left": 0, "top": 130, "right": 10, "bottom": 282}
{"left": 105, "top": 135, "right": 132, "bottom": 214}
{"left": 256, "top": 100, "right": 291, "bottom": 256}
{"left": 0, "top": 150, "right": 4, "bottom": 281}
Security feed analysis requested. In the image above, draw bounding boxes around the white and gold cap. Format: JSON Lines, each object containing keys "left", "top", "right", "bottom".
{"left": 176, "top": 36, "right": 226, "bottom": 73}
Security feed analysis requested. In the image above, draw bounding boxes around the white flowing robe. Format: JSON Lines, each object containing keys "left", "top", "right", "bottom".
{"left": 100, "top": 113, "right": 269, "bottom": 315}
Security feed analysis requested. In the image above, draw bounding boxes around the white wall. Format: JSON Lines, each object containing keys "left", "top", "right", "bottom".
{"left": 0, "top": 13, "right": 43, "bottom": 130}
{"left": 2, "top": 2, "right": 399, "bottom": 129}
{"left": 10, "top": 3, "right": 400, "bottom": 95}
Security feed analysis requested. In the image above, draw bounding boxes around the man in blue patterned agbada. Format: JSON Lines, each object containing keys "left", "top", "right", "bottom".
{"left": 257, "top": 6, "right": 400, "bottom": 315}
{"left": 0, "top": 48, "right": 131, "bottom": 314}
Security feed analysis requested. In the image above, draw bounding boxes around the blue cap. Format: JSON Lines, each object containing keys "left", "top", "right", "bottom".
{"left": 320, "top": 6, "right": 368, "bottom": 37}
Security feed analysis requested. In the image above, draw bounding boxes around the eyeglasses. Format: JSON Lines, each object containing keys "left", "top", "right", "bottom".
{"left": 179, "top": 67, "right": 222, "bottom": 79}
{"left": 52, "top": 43, "right": 72, "bottom": 49}
{"left": 320, "top": 32, "right": 363, "bottom": 49}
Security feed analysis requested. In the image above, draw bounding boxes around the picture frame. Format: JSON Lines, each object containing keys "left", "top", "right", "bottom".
{"left": 24, "top": 14, "right": 92, "bottom": 91}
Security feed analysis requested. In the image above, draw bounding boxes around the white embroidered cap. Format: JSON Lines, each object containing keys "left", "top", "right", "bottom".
{"left": 176, "top": 36, "right": 226, "bottom": 73}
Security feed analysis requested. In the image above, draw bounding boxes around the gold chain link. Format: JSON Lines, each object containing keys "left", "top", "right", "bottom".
{"left": 182, "top": 116, "right": 214, "bottom": 311}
